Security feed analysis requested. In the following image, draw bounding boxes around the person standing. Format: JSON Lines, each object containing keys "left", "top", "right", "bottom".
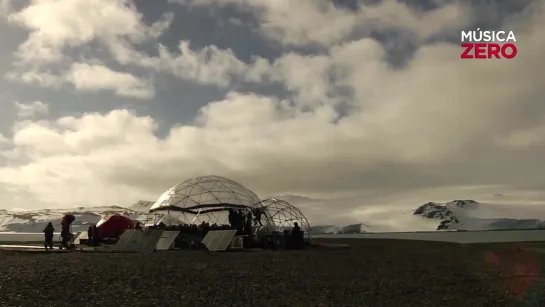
{"left": 92, "top": 225, "right": 100, "bottom": 246}
{"left": 252, "top": 208, "right": 264, "bottom": 226}
{"left": 60, "top": 214, "right": 75, "bottom": 249}
{"left": 43, "top": 222, "right": 54, "bottom": 251}
{"left": 87, "top": 225, "right": 94, "bottom": 246}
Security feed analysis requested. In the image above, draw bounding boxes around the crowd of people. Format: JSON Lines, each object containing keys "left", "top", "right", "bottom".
{"left": 146, "top": 208, "right": 265, "bottom": 236}
{"left": 43, "top": 209, "right": 306, "bottom": 250}
{"left": 148, "top": 221, "right": 233, "bottom": 236}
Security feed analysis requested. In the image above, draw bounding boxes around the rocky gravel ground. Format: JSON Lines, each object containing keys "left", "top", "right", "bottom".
{"left": 0, "top": 239, "right": 541, "bottom": 307}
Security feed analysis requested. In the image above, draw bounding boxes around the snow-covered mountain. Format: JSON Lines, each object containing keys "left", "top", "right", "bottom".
{"left": 0, "top": 205, "right": 147, "bottom": 233}
{"left": 413, "top": 200, "right": 477, "bottom": 229}
{"left": 2, "top": 197, "right": 544, "bottom": 234}
{"left": 310, "top": 225, "right": 340, "bottom": 234}
{"left": 129, "top": 200, "right": 155, "bottom": 212}
{"left": 413, "top": 200, "right": 545, "bottom": 231}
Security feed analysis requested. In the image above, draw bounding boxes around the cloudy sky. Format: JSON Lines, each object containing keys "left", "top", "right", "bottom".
{"left": 0, "top": 0, "right": 543, "bottom": 221}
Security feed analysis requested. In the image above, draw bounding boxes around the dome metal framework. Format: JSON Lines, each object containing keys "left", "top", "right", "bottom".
{"left": 259, "top": 197, "right": 312, "bottom": 241}
{"left": 147, "top": 175, "right": 261, "bottom": 225}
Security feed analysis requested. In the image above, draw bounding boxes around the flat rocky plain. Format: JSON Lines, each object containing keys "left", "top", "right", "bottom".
{"left": 1, "top": 239, "right": 545, "bottom": 306}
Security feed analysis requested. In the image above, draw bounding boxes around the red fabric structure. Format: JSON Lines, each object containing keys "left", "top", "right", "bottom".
{"left": 96, "top": 214, "right": 134, "bottom": 239}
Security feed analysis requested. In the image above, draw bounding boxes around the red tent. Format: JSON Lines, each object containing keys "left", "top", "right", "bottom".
{"left": 96, "top": 214, "right": 134, "bottom": 239}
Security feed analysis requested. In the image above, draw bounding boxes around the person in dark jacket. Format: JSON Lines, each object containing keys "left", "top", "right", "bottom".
{"left": 43, "top": 222, "right": 54, "bottom": 251}
{"left": 252, "top": 208, "right": 264, "bottom": 226}
{"left": 87, "top": 225, "right": 94, "bottom": 246}
{"left": 291, "top": 222, "right": 303, "bottom": 249}
{"left": 92, "top": 225, "right": 100, "bottom": 246}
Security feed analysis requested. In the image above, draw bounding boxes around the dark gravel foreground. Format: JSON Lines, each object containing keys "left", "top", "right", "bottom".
{"left": 0, "top": 239, "right": 540, "bottom": 307}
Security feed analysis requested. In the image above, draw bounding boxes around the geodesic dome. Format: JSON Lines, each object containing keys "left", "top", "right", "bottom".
{"left": 147, "top": 175, "right": 260, "bottom": 225}
{"left": 259, "top": 198, "right": 312, "bottom": 241}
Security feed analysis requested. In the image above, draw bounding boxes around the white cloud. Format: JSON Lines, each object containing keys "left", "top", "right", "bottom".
{"left": 14, "top": 101, "right": 49, "bottom": 118}
{"left": 154, "top": 41, "right": 257, "bottom": 86}
{"left": 0, "top": 133, "right": 8, "bottom": 145}
{"left": 107, "top": 39, "right": 271, "bottom": 87}
{"left": 6, "top": 63, "right": 154, "bottom": 99}
{"left": 173, "top": 0, "right": 471, "bottom": 47}
{"left": 5, "top": 70, "right": 63, "bottom": 88}
{"left": 0, "top": 0, "right": 544, "bottom": 228}
{"left": 66, "top": 63, "right": 154, "bottom": 99}
{"left": 4, "top": 0, "right": 169, "bottom": 96}
{"left": 7, "top": 0, "right": 170, "bottom": 65}
{"left": 4, "top": 0, "right": 472, "bottom": 94}
{"left": 4, "top": 0, "right": 270, "bottom": 93}
{"left": 267, "top": 53, "right": 334, "bottom": 108}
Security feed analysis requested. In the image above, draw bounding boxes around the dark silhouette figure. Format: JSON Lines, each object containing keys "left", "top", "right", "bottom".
{"left": 252, "top": 208, "right": 263, "bottom": 226}
{"left": 291, "top": 222, "right": 303, "bottom": 249}
{"left": 43, "top": 222, "right": 54, "bottom": 251}
{"left": 87, "top": 225, "right": 94, "bottom": 246}
{"left": 235, "top": 211, "right": 244, "bottom": 233}
{"left": 92, "top": 225, "right": 100, "bottom": 246}
{"left": 60, "top": 214, "right": 75, "bottom": 249}
{"left": 244, "top": 213, "right": 253, "bottom": 235}
{"left": 292, "top": 222, "right": 301, "bottom": 234}
{"left": 229, "top": 208, "right": 240, "bottom": 230}
{"left": 228, "top": 209, "right": 235, "bottom": 228}
{"left": 229, "top": 209, "right": 244, "bottom": 232}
